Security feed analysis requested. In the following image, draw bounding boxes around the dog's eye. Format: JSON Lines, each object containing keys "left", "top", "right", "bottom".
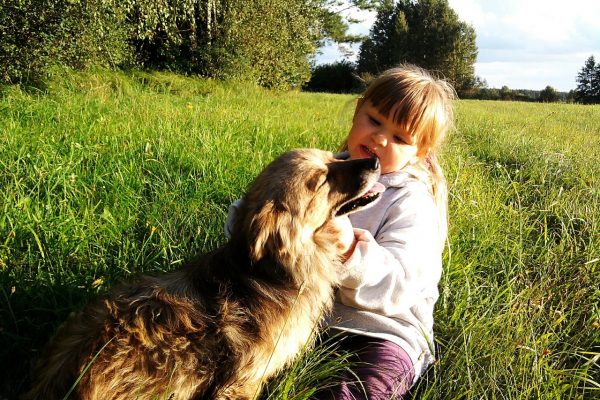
{"left": 307, "top": 172, "right": 327, "bottom": 192}
{"left": 316, "top": 174, "right": 328, "bottom": 190}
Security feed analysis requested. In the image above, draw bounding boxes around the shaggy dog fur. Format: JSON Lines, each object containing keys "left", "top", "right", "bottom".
{"left": 24, "top": 149, "right": 381, "bottom": 400}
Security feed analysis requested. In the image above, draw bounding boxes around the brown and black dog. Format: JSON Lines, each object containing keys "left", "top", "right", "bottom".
{"left": 24, "top": 149, "right": 381, "bottom": 400}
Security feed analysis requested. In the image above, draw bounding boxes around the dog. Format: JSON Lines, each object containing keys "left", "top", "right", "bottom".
{"left": 24, "top": 148, "right": 382, "bottom": 400}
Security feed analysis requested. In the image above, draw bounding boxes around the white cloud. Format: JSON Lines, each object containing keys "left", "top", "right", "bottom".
{"left": 449, "top": 0, "right": 600, "bottom": 90}
{"left": 446, "top": 0, "right": 493, "bottom": 27}
{"left": 476, "top": 60, "right": 582, "bottom": 91}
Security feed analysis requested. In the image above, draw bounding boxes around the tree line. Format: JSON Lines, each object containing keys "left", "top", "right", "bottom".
{"left": 0, "top": 0, "right": 379, "bottom": 89}
{"left": 2, "top": 0, "right": 597, "bottom": 103}
{"left": 454, "top": 56, "right": 599, "bottom": 103}
{"left": 1, "top": 0, "right": 479, "bottom": 92}
{"left": 306, "top": 60, "right": 595, "bottom": 104}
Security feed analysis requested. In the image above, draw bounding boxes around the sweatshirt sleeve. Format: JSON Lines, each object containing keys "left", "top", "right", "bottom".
{"left": 337, "top": 184, "right": 443, "bottom": 318}
{"left": 224, "top": 199, "right": 243, "bottom": 239}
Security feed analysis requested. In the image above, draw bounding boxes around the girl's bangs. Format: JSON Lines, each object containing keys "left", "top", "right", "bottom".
{"left": 367, "top": 80, "right": 435, "bottom": 144}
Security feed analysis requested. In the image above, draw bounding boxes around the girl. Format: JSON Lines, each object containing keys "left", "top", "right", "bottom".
{"left": 316, "top": 64, "right": 455, "bottom": 399}
{"left": 225, "top": 64, "right": 454, "bottom": 398}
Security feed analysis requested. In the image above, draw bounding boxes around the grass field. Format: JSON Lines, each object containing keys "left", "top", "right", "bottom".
{"left": 1, "top": 70, "right": 599, "bottom": 399}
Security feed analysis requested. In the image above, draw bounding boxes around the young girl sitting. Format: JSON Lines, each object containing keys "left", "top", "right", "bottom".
{"left": 315, "top": 64, "right": 455, "bottom": 399}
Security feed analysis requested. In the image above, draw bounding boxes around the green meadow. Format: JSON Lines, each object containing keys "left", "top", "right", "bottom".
{"left": 1, "top": 71, "right": 598, "bottom": 399}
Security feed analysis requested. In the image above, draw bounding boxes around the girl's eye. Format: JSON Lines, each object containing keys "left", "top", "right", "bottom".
{"left": 393, "top": 135, "right": 405, "bottom": 144}
{"left": 368, "top": 115, "right": 381, "bottom": 126}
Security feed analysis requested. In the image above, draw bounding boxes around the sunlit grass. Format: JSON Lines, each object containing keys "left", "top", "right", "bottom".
{"left": 0, "top": 70, "right": 598, "bottom": 399}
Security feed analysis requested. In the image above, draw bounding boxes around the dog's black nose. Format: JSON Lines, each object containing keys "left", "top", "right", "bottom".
{"left": 370, "top": 156, "right": 380, "bottom": 171}
{"left": 331, "top": 156, "right": 380, "bottom": 176}
{"left": 354, "top": 156, "right": 379, "bottom": 171}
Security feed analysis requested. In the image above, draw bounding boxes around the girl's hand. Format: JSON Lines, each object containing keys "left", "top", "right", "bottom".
{"left": 329, "top": 216, "right": 357, "bottom": 261}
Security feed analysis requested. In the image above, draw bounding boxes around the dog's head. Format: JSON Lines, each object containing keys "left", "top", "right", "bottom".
{"left": 234, "top": 149, "right": 382, "bottom": 267}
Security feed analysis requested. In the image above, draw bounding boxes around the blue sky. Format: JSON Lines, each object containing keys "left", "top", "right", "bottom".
{"left": 316, "top": 0, "right": 600, "bottom": 92}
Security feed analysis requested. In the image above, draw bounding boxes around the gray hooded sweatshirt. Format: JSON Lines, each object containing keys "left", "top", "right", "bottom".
{"left": 327, "top": 161, "right": 446, "bottom": 383}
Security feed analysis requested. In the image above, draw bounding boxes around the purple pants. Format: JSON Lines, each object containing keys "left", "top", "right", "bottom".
{"left": 314, "top": 334, "right": 415, "bottom": 400}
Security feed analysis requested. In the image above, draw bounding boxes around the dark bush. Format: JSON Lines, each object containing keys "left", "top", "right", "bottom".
{"left": 303, "top": 60, "right": 363, "bottom": 93}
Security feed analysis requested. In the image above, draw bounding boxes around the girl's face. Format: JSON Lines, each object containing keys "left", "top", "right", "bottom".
{"left": 347, "top": 101, "right": 419, "bottom": 174}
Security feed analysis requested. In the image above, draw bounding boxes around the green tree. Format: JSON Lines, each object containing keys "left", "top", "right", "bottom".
{"left": 303, "top": 60, "right": 362, "bottom": 93}
{"left": 224, "top": 0, "right": 323, "bottom": 89}
{"left": 0, "top": 0, "right": 130, "bottom": 83}
{"left": 356, "top": 0, "right": 407, "bottom": 76}
{"left": 499, "top": 85, "right": 513, "bottom": 100}
{"left": 318, "top": 0, "right": 381, "bottom": 43}
{"left": 539, "top": 85, "right": 559, "bottom": 102}
{"left": 575, "top": 55, "right": 600, "bottom": 104}
{"left": 356, "top": 0, "right": 478, "bottom": 92}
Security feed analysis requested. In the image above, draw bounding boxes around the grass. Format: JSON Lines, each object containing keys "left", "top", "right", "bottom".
{"left": 1, "top": 70, "right": 598, "bottom": 399}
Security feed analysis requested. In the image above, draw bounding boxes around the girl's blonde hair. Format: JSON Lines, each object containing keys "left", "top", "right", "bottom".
{"left": 342, "top": 64, "right": 455, "bottom": 212}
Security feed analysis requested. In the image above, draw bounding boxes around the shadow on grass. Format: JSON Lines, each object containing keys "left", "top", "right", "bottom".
{"left": 0, "top": 275, "right": 95, "bottom": 399}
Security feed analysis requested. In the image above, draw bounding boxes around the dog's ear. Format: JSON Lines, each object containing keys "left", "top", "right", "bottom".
{"left": 247, "top": 200, "right": 308, "bottom": 265}
{"left": 248, "top": 201, "right": 277, "bottom": 263}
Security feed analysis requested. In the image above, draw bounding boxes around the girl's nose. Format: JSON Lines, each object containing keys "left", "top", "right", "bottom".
{"left": 372, "top": 132, "right": 387, "bottom": 146}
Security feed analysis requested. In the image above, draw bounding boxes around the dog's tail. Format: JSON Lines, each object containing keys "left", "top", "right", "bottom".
{"left": 22, "top": 300, "right": 111, "bottom": 400}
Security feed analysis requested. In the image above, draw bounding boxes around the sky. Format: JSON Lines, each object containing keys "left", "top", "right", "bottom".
{"left": 316, "top": 0, "right": 600, "bottom": 92}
